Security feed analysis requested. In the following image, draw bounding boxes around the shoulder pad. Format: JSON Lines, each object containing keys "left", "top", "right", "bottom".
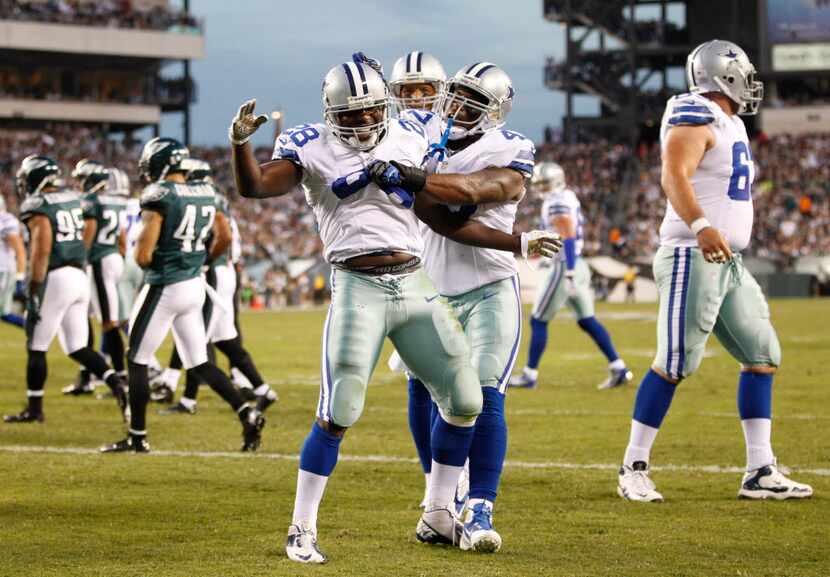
{"left": 665, "top": 93, "right": 717, "bottom": 127}
{"left": 20, "top": 195, "right": 45, "bottom": 213}
{"left": 140, "top": 183, "right": 172, "bottom": 204}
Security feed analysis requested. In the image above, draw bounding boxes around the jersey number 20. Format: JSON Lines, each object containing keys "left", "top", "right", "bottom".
{"left": 727, "top": 142, "right": 753, "bottom": 201}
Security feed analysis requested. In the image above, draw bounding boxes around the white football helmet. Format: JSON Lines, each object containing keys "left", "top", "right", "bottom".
{"left": 533, "top": 162, "right": 566, "bottom": 193}
{"left": 322, "top": 61, "right": 390, "bottom": 151}
{"left": 106, "top": 167, "right": 131, "bottom": 196}
{"left": 686, "top": 39, "right": 763, "bottom": 115}
{"left": 389, "top": 51, "right": 446, "bottom": 112}
{"left": 441, "top": 63, "right": 514, "bottom": 140}
{"left": 181, "top": 158, "right": 212, "bottom": 183}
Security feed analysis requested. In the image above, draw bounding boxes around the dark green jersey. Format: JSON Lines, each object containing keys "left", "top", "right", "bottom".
{"left": 20, "top": 190, "right": 87, "bottom": 270}
{"left": 140, "top": 181, "right": 216, "bottom": 286}
{"left": 82, "top": 192, "right": 128, "bottom": 263}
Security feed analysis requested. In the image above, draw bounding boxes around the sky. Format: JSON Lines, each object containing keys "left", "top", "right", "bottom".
{"left": 159, "top": 0, "right": 580, "bottom": 147}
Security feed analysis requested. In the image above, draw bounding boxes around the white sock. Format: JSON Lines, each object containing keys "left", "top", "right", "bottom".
{"left": 179, "top": 396, "right": 196, "bottom": 410}
{"left": 523, "top": 367, "right": 539, "bottom": 380}
{"left": 741, "top": 418, "right": 774, "bottom": 471}
{"left": 623, "top": 420, "right": 659, "bottom": 467}
{"left": 163, "top": 368, "right": 181, "bottom": 390}
{"left": 609, "top": 358, "right": 626, "bottom": 371}
{"left": 149, "top": 356, "right": 162, "bottom": 372}
{"left": 231, "top": 366, "right": 254, "bottom": 389}
{"left": 292, "top": 470, "right": 329, "bottom": 533}
{"left": 427, "top": 460, "right": 463, "bottom": 510}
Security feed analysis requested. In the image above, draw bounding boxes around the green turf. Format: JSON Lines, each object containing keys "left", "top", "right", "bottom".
{"left": 1, "top": 300, "right": 828, "bottom": 577}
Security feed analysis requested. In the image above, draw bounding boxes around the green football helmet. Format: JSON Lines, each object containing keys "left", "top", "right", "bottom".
{"left": 82, "top": 165, "right": 111, "bottom": 193}
{"left": 71, "top": 158, "right": 103, "bottom": 189}
{"left": 138, "top": 137, "right": 189, "bottom": 183}
{"left": 16, "top": 155, "right": 62, "bottom": 199}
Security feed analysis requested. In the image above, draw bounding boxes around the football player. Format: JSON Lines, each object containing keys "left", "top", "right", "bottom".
{"left": 100, "top": 138, "right": 265, "bottom": 453}
{"left": 616, "top": 40, "right": 812, "bottom": 501}
{"left": 230, "top": 60, "right": 556, "bottom": 564}
{"left": 80, "top": 166, "right": 129, "bottom": 379}
{"left": 370, "top": 62, "right": 560, "bottom": 553}
{"left": 157, "top": 158, "right": 277, "bottom": 415}
{"left": 508, "top": 162, "right": 632, "bottom": 390}
{"left": 0, "top": 194, "right": 26, "bottom": 328}
{"left": 4, "top": 156, "right": 127, "bottom": 423}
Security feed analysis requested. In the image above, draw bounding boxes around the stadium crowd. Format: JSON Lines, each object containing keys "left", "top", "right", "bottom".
{"left": 0, "top": 0, "right": 200, "bottom": 31}
{"left": 1, "top": 125, "right": 828, "bottom": 306}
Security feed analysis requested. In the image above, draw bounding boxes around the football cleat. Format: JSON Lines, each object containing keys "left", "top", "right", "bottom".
{"left": 416, "top": 507, "right": 461, "bottom": 545}
{"left": 112, "top": 381, "right": 130, "bottom": 422}
{"left": 238, "top": 386, "right": 257, "bottom": 402}
{"left": 617, "top": 461, "right": 663, "bottom": 502}
{"left": 149, "top": 383, "right": 174, "bottom": 404}
{"left": 62, "top": 382, "right": 94, "bottom": 396}
{"left": 507, "top": 370, "right": 537, "bottom": 389}
{"left": 158, "top": 401, "right": 196, "bottom": 416}
{"left": 100, "top": 435, "right": 150, "bottom": 453}
{"left": 598, "top": 367, "right": 634, "bottom": 390}
{"left": 460, "top": 500, "right": 502, "bottom": 553}
{"left": 738, "top": 462, "right": 813, "bottom": 500}
{"left": 285, "top": 522, "right": 327, "bottom": 564}
{"left": 3, "top": 408, "right": 44, "bottom": 423}
{"left": 241, "top": 409, "right": 266, "bottom": 452}
{"left": 255, "top": 390, "right": 278, "bottom": 413}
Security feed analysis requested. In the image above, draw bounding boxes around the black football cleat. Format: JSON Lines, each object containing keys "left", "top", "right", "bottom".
{"left": 255, "top": 392, "right": 278, "bottom": 414}
{"left": 100, "top": 436, "right": 150, "bottom": 453}
{"left": 149, "top": 383, "right": 174, "bottom": 404}
{"left": 158, "top": 401, "right": 196, "bottom": 416}
{"left": 241, "top": 409, "right": 266, "bottom": 452}
{"left": 4, "top": 408, "right": 44, "bottom": 423}
{"left": 238, "top": 386, "right": 257, "bottom": 402}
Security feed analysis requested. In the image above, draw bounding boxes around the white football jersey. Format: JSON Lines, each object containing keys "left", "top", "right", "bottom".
{"left": 659, "top": 92, "right": 755, "bottom": 251}
{"left": 124, "top": 197, "right": 142, "bottom": 257}
{"left": 272, "top": 120, "right": 429, "bottom": 264}
{"left": 0, "top": 211, "right": 20, "bottom": 272}
{"left": 540, "top": 188, "right": 584, "bottom": 259}
{"left": 399, "top": 109, "right": 444, "bottom": 148}
{"left": 422, "top": 128, "right": 535, "bottom": 296}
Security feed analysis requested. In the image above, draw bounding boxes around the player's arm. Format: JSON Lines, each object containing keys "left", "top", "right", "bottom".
{"left": 229, "top": 99, "right": 301, "bottom": 198}
{"left": 135, "top": 210, "right": 162, "bottom": 269}
{"left": 552, "top": 213, "right": 578, "bottom": 285}
{"left": 25, "top": 216, "right": 51, "bottom": 322}
{"left": 662, "top": 125, "right": 731, "bottom": 263}
{"left": 209, "top": 211, "right": 232, "bottom": 262}
{"left": 6, "top": 231, "right": 26, "bottom": 280}
{"left": 82, "top": 217, "right": 97, "bottom": 251}
{"left": 117, "top": 229, "right": 127, "bottom": 257}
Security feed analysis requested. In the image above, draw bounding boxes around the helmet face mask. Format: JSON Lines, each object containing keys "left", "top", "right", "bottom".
{"left": 686, "top": 40, "right": 764, "bottom": 115}
{"left": 72, "top": 158, "right": 103, "bottom": 190}
{"left": 106, "top": 168, "right": 131, "bottom": 196}
{"left": 392, "top": 81, "right": 443, "bottom": 113}
{"left": 389, "top": 51, "right": 447, "bottom": 113}
{"left": 440, "top": 63, "right": 514, "bottom": 140}
{"left": 322, "top": 62, "right": 390, "bottom": 151}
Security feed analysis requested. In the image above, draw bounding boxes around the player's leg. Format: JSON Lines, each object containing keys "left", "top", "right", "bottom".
{"left": 94, "top": 254, "right": 126, "bottom": 375}
{"left": 150, "top": 345, "right": 183, "bottom": 404}
{"left": 567, "top": 260, "right": 632, "bottom": 390}
{"left": 288, "top": 269, "right": 387, "bottom": 564}
{"left": 389, "top": 269, "right": 482, "bottom": 545}
{"left": 455, "top": 276, "right": 521, "bottom": 553}
{"left": 0, "top": 271, "right": 24, "bottom": 328}
{"left": 619, "top": 247, "right": 717, "bottom": 501}
{"left": 713, "top": 261, "right": 811, "bottom": 499}
{"left": 509, "top": 261, "right": 567, "bottom": 388}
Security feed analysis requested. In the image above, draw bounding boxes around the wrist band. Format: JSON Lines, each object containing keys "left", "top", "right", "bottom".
{"left": 15, "top": 272, "right": 25, "bottom": 281}
{"left": 690, "top": 217, "right": 711, "bottom": 235}
{"left": 520, "top": 232, "right": 529, "bottom": 259}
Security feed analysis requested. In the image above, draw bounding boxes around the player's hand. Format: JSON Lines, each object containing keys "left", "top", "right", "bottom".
{"left": 520, "top": 230, "right": 562, "bottom": 259}
{"left": 696, "top": 227, "right": 732, "bottom": 264}
{"left": 367, "top": 160, "right": 426, "bottom": 193}
{"left": 229, "top": 99, "right": 268, "bottom": 146}
{"left": 14, "top": 279, "right": 26, "bottom": 300}
{"left": 26, "top": 282, "right": 42, "bottom": 326}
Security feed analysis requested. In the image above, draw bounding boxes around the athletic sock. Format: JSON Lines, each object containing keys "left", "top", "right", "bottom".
{"left": 293, "top": 422, "right": 343, "bottom": 532}
{"left": 68, "top": 347, "right": 116, "bottom": 387}
{"left": 103, "top": 328, "right": 125, "bottom": 373}
{"left": 526, "top": 317, "right": 548, "bottom": 370}
{"left": 253, "top": 383, "right": 277, "bottom": 401}
{"left": 183, "top": 369, "right": 201, "bottom": 401}
{"left": 468, "top": 387, "right": 507, "bottom": 503}
{"left": 1, "top": 313, "right": 24, "bottom": 327}
{"left": 623, "top": 369, "right": 677, "bottom": 466}
{"left": 215, "top": 337, "right": 264, "bottom": 387}
{"left": 408, "top": 377, "right": 433, "bottom": 474}
{"left": 737, "top": 371, "right": 774, "bottom": 471}
{"left": 161, "top": 368, "right": 181, "bottom": 391}
{"left": 128, "top": 361, "right": 149, "bottom": 432}
{"left": 190, "top": 362, "right": 243, "bottom": 411}
{"left": 577, "top": 316, "right": 620, "bottom": 363}
{"left": 428, "top": 416, "right": 475, "bottom": 509}
{"left": 179, "top": 396, "right": 197, "bottom": 410}
{"left": 26, "top": 350, "right": 47, "bottom": 413}
{"left": 609, "top": 358, "right": 627, "bottom": 372}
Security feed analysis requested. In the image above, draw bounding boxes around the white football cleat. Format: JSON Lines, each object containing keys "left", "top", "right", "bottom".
{"left": 285, "top": 523, "right": 327, "bottom": 564}
{"left": 460, "top": 499, "right": 502, "bottom": 553}
{"left": 598, "top": 367, "right": 633, "bottom": 390}
{"left": 416, "top": 507, "right": 461, "bottom": 545}
{"left": 738, "top": 462, "right": 813, "bottom": 500}
{"left": 617, "top": 461, "right": 664, "bottom": 502}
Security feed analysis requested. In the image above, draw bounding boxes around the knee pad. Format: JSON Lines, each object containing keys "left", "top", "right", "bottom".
{"left": 329, "top": 374, "right": 367, "bottom": 428}
{"left": 758, "top": 325, "right": 782, "bottom": 368}
{"left": 447, "top": 366, "right": 483, "bottom": 419}
{"left": 682, "top": 344, "right": 706, "bottom": 378}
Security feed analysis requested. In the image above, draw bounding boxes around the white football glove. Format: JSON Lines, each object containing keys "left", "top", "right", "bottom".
{"left": 229, "top": 99, "right": 268, "bottom": 146}
{"left": 520, "top": 230, "right": 562, "bottom": 259}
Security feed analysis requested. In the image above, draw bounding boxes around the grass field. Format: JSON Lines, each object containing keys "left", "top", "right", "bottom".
{"left": 1, "top": 300, "right": 828, "bottom": 577}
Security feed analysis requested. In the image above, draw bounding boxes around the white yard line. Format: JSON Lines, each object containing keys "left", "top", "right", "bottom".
{"left": 1, "top": 444, "right": 828, "bottom": 476}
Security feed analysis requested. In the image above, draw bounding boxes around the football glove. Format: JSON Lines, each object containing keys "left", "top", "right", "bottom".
{"left": 26, "top": 281, "right": 43, "bottom": 326}
{"left": 229, "top": 99, "right": 268, "bottom": 146}
{"left": 367, "top": 160, "right": 426, "bottom": 193}
{"left": 520, "top": 231, "right": 562, "bottom": 259}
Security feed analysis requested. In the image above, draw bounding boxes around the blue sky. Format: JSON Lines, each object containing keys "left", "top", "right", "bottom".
{"left": 161, "top": 0, "right": 579, "bottom": 147}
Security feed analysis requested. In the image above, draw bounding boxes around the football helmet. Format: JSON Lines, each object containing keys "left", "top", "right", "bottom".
{"left": 533, "top": 162, "right": 566, "bottom": 193}
{"left": 686, "top": 39, "right": 763, "bottom": 115}
{"left": 71, "top": 158, "right": 103, "bottom": 184}
{"left": 106, "top": 168, "right": 131, "bottom": 196}
{"left": 181, "top": 158, "right": 212, "bottom": 183}
{"left": 389, "top": 51, "right": 446, "bottom": 112}
{"left": 441, "top": 63, "right": 514, "bottom": 140}
{"left": 138, "top": 137, "right": 189, "bottom": 183}
{"left": 16, "top": 155, "right": 61, "bottom": 199}
{"left": 322, "top": 61, "right": 390, "bottom": 151}
{"left": 82, "top": 166, "right": 111, "bottom": 193}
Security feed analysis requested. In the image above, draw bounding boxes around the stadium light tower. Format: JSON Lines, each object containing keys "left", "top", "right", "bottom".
{"left": 272, "top": 110, "right": 284, "bottom": 140}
